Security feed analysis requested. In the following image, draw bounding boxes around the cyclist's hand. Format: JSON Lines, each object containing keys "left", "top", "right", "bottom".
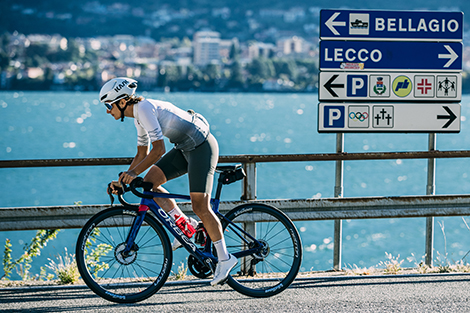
{"left": 108, "top": 181, "right": 122, "bottom": 195}
{"left": 119, "top": 170, "right": 137, "bottom": 185}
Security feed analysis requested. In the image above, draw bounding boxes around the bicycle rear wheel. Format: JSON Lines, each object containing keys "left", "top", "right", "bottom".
{"left": 76, "top": 206, "right": 172, "bottom": 303}
{"left": 221, "top": 203, "right": 302, "bottom": 297}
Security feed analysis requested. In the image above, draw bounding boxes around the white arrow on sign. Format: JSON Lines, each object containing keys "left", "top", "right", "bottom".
{"left": 438, "top": 45, "right": 459, "bottom": 68}
{"left": 325, "top": 12, "right": 346, "bottom": 35}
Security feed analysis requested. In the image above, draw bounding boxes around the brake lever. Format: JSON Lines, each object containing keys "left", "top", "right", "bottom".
{"left": 107, "top": 183, "right": 115, "bottom": 205}
{"left": 107, "top": 181, "right": 126, "bottom": 205}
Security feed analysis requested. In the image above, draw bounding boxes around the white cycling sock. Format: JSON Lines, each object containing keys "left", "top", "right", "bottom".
{"left": 168, "top": 206, "right": 186, "bottom": 221}
{"left": 213, "top": 238, "right": 230, "bottom": 261}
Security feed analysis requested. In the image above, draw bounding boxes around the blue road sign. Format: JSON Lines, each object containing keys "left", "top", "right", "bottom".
{"left": 320, "top": 10, "right": 463, "bottom": 41}
{"left": 319, "top": 41, "right": 462, "bottom": 71}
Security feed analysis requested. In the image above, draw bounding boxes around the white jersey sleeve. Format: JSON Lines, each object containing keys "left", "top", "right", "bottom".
{"left": 134, "top": 101, "right": 164, "bottom": 146}
{"left": 134, "top": 119, "right": 150, "bottom": 146}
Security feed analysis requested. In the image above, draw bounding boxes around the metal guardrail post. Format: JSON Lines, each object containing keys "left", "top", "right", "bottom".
{"left": 242, "top": 162, "right": 257, "bottom": 274}
{"left": 242, "top": 162, "right": 257, "bottom": 200}
{"left": 334, "top": 133, "right": 344, "bottom": 270}
{"left": 425, "top": 133, "right": 436, "bottom": 266}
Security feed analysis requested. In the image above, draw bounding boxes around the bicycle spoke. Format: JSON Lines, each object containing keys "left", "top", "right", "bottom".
{"left": 264, "top": 227, "right": 288, "bottom": 243}
{"left": 269, "top": 250, "right": 295, "bottom": 259}
{"left": 137, "top": 252, "right": 165, "bottom": 257}
{"left": 135, "top": 226, "right": 153, "bottom": 246}
{"left": 268, "top": 236, "right": 293, "bottom": 250}
{"left": 267, "top": 254, "right": 292, "bottom": 269}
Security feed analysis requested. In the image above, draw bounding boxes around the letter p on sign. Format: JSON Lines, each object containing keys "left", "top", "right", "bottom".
{"left": 347, "top": 75, "right": 368, "bottom": 97}
{"left": 324, "top": 105, "right": 345, "bottom": 128}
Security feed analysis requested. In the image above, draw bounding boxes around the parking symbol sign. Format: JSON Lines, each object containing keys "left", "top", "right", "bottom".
{"left": 324, "top": 105, "right": 345, "bottom": 128}
{"left": 347, "top": 75, "right": 368, "bottom": 97}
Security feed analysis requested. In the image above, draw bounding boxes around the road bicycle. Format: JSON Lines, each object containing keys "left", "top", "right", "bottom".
{"left": 76, "top": 164, "right": 302, "bottom": 303}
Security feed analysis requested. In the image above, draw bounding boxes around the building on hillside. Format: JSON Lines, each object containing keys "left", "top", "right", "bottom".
{"left": 193, "top": 31, "right": 221, "bottom": 66}
{"left": 276, "top": 36, "right": 305, "bottom": 55}
{"left": 248, "top": 42, "right": 276, "bottom": 59}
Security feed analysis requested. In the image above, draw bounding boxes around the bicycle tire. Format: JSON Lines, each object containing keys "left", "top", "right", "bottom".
{"left": 76, "top": 206, "right": 172, "bottom": 303}
{"left": 221, "top": 203, "right": 302, "bottom": 297}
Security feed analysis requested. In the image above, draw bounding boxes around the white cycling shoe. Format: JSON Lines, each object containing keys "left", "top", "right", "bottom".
{"left": 210, "top": 254, "right": 238, "bottom": 286}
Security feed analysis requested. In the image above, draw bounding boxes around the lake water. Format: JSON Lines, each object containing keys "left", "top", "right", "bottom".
{"left": 1, "top": 91, "right": 470, "bottom": 279}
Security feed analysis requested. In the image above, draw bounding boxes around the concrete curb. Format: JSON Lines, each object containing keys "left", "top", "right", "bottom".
{"left": 2, "top": 271, "right": 470, "bottom": 292}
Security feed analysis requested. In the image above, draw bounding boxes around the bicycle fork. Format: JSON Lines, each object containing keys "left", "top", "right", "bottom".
{"left": 122, "top": 204, "right": 149, "bottom": 256}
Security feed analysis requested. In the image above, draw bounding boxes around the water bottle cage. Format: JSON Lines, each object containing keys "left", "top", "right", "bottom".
{"left": 194, "top": 223, "right": 208, "bottom": 246}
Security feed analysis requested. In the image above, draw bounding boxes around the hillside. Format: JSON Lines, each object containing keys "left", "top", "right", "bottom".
{"left": 2, "top": 0, "right": 468, "bottom": 41}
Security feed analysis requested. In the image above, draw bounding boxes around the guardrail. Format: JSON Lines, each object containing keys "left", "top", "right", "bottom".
{"left": 2, "top": 195, "right": 470, "bottom": 231}
{"left": 1, "top": 149, "right": 470, "bottom": 269}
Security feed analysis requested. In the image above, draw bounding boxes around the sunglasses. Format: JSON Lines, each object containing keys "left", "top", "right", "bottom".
{"left": 103, "top": 95, "right": 126, "bottom": 110}
{"left": 104, "top": 102, "right": 113, "bottom": 110}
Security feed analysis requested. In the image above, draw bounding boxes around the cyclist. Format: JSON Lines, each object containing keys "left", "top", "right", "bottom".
{"left": 100, "top": 77, "right": 237, "bottom": 286}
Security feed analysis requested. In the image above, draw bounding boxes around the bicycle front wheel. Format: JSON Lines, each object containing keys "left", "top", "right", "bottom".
{"left": 76, "top": 206, "right": 172, "bottom": 303}
{"left": 222, "top": 203, "right": 302, "bottom": 297}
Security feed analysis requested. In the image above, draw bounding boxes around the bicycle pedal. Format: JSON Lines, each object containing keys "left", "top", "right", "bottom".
{"left": 219, "top": 278, "right": 229, "bottom": 286}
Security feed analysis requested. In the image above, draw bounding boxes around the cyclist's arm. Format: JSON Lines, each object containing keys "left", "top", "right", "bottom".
{"left": 128, "top": 145, "right": 148, "bottom": 171}
{"left": 119, "top": 140, "right": 165, "bottom": 184}
{"left": 130, "top": 139, "right": 165, "bottom": 176}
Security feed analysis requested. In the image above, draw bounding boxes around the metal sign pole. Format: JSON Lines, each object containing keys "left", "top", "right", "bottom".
{"left": 333, "top": 133, "right": 344, "bottom": 270}
{"left": 425, "top": 133, "right": 436, "bottom": 266}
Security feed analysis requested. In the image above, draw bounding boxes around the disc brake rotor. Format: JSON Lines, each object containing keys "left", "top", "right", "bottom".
{"left": 115, "top": 243, "right": 138, "bottom": 265}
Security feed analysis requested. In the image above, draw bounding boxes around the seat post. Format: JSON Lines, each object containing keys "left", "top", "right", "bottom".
{"left": 214, "top": 174, "right": 225, "bottom": 200}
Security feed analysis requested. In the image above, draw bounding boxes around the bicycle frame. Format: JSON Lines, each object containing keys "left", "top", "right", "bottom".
{"left": 121, "top": 189, "right": 263, "bottom": 273}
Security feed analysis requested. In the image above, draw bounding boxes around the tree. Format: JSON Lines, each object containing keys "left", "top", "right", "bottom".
{"left": 205, "top": 63, "right": 221, "bottom": 80}
{"left": 227, "top": 60, "right": 245, "bottom": 90}
{"left": 247, "top": 57, "right": 275, "bottom": 79}
{"left": 25, "top": 43, "right": 49, "bottom": 67}
{"left": 0, "top": 50, "right": 10, "bottom": 71}
{"left": 229, "top": 42, "right": 240, "bottom": 61}
{"left": 273, "top": 58, "right": 298, "bottom": 82}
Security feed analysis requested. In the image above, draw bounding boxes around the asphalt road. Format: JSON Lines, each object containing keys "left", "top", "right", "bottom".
{"left": 2, "top": 274, "right": 470, "bottom": 312}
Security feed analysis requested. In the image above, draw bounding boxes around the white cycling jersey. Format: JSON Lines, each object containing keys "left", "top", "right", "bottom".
{"left": 133, "top": 99, "right": 210, "bottom": 151}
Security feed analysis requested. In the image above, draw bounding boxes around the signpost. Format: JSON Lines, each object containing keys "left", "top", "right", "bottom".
{"left": 320, "top": 10, "right": 463, "bottom": 41}
{"left": 318, "top": 9, "right": 463, "bottom": 134}
{"left": 318, "top": 9, "right": 463, "bottom": 271}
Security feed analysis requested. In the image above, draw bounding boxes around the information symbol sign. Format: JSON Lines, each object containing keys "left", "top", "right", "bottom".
{"left": 348, "top": 106, "right": 369, "bottom": 128}
{"left": 349, "top": 13, "right": 369, "bottom": 35}
{"left": 373, "top": 106, "right": 394, "bottom": 128}
{"left": 392, "top": 76, "right": 412, "bottom": 97}
{"left": 414, "top": 75, "right": 435, "bottom": 98}
{"left": 436, "top": 75, "right": 458, "bottom": 98}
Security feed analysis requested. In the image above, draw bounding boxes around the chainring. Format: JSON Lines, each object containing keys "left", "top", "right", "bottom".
{"left": 187, "top": 255, "right": 212, "bottom": 279}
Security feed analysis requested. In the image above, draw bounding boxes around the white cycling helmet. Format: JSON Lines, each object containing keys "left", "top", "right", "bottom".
{"left": 99, "top": 77, "right": 138, "bottom": 121}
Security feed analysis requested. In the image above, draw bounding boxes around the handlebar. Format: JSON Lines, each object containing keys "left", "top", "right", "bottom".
{"left": 129, "top": 177, "right": 154, "bottom": 199}
{"left": 108, "top": 174, "right": 154, "bottom": 206}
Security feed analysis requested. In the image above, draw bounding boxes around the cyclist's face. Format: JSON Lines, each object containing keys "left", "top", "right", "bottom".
{"left": 106, "top": 102, "right": 120, "bottom": 120}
